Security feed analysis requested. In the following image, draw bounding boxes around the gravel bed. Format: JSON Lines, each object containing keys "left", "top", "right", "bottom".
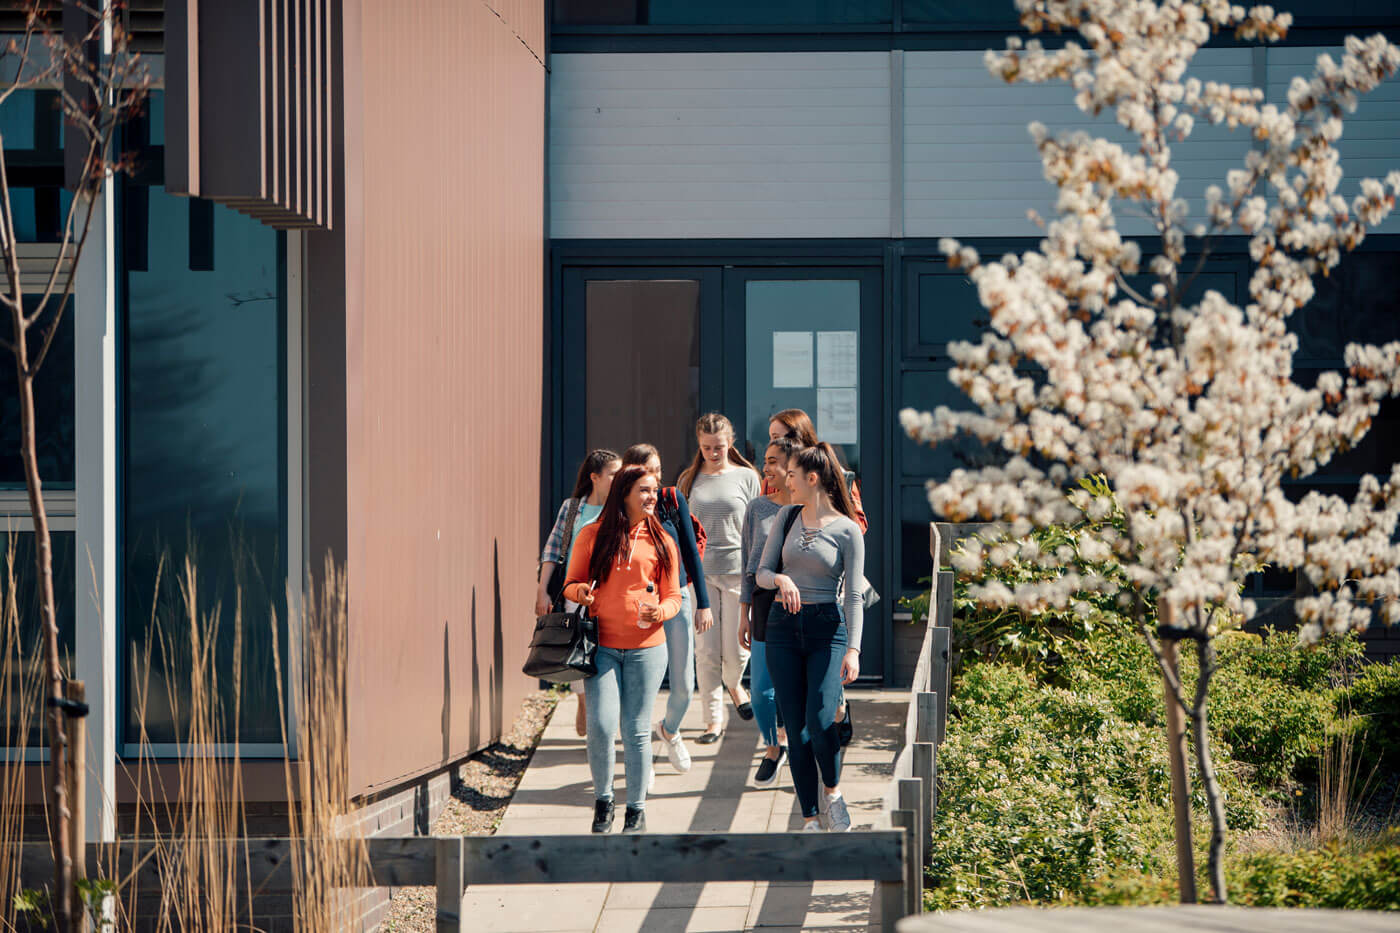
{"left": 377, "top": 688, "right": 561, "bottom": 931}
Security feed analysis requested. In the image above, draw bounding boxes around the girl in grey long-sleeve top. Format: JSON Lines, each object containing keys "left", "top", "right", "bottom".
{"left": 754, "top": 443, "right": 864, "bottom": 832}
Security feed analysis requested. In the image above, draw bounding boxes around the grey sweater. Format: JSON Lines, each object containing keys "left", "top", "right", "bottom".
{"left": 740, "top": 495, "right": 783, "bottom": 603}
{"left": 687, "top": 467, "right": 761, "bottom": 577}
{"left": 756, "top": 505, "right": 865, "bottom": 651}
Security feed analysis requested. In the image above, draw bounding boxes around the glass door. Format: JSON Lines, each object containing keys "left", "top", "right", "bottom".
{"left": 722, "top": 267, "right": 886, "bottom": 678}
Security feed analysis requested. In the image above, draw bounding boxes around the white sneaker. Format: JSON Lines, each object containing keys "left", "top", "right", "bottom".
{"left": 826, "top": 792, "right": 852, "bottom": 832}
{"left": 802, "top": 818, "right": 824, "bottom": 832}
{"left": 648, "top": 765, "right": 655, "bottom": 794}
{"left": 654, "top": 721, "right": 692, "bottom": 773}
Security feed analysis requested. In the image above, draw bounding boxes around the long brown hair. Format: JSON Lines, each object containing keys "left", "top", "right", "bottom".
{"left": 794, "top": 443, "right": 859, "bottom": 523}
{"left": 571, "top": 448, "right": 620, "bottom": 500}
{"left": 588, "top": 466, "right": 674, "bottom": 586}
{"left": 770, "top": 408, "right": 819, "bottom": 447}
{"left": 677, "top": 413, "right": 758, "bottom": 496}
{"left": 621, "top": 443, "right": 659, "bottom": 472}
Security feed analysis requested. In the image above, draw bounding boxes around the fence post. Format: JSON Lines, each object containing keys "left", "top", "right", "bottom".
{"left": 435, "top": 836, "right": 464, "bottom": 932}
{"left": 911, "top": 742, "right": 935, "bottom": 866}
{"left": 896, "top": 781, "right": 924, "bottom": 917}
{"left": 66, "top": 680, "right": 88, "bottom": 933}
{"left": 928, "top": 626, "right": 950, "bottom": 745}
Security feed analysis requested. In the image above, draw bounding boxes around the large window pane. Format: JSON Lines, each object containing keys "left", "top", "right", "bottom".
{"left": 123, "top": 187, "right": 285, "bottom": 747}
{"left": 745, "top": 279, "right": 862, "bottom": 473}
{"left": 554, "top": 0, "right": 891, "bottom": 25}
{"left": 902, "top": 0, "right": 1018, "bottom": 24}
{"left": 1, "top": 531, "right": 75, "bottom": 749}
{"left": 0, "top": 297, "right": 75, "bottom": 488}
{"left": 585, "top": 280, "right": 700, "bottom": 484}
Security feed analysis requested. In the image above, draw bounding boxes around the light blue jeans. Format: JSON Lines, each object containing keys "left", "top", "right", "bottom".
{"left": 585, "top": 642, "right": 669, "bottom": 808}
{"left": 748, "top": 638, "right": 780, "bottom": 747}
{"left": 661, "top": 587, "right": 694, "bottom": 735}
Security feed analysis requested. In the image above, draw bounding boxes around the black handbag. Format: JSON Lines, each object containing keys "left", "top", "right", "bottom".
{"left": 523, "top": 598, "right": 598, "bottom": 683}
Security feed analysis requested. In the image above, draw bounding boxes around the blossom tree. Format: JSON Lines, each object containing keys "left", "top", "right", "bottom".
{"left": 900, "top": 0, "right": 1400, "bottom": 903}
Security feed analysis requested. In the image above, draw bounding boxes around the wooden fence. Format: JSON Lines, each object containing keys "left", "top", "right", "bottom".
{"left": 877, "top": 523, "right": 954, "bottom": 922}
{"left": 18, "top": 523, "right": 960, "bottom": 932}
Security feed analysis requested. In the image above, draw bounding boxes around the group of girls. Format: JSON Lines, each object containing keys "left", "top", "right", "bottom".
{"left": 536, "top": 409, "right": 866, "bottom": 835}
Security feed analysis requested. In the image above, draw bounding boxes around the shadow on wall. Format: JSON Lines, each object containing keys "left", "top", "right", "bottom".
{"left": 440, "top": 538, "right": 513, "bottom": 769}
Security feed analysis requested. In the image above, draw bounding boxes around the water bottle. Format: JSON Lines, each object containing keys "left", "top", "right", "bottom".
{"left": 636, "top": 583, "right": 656, "bottom": 628}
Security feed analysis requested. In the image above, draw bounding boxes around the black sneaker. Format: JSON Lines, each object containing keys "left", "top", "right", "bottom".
{"left": 622, "top": 806, "right": 646, "bottom": 834}
{"left": 591, "top": 799, "right": 615, "bottom": 833}
{"left": 754, "top": 747, "right": 787, "bottom": 787}
{"left": 837, "top": 701, "right": 854, "bottom": 747}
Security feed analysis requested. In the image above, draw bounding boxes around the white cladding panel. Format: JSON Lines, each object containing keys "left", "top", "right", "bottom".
{"left": 1268, "top": 46, "right": 1400, "bottom": 235}
{"left": 549, "top": 52, "right": 892, "bottom": 238}
{"left": 904, "top": 48, "right": 1256, "bottom": 238}
{"left": 550, "top": 48, "right": 1400, "bottom": 241}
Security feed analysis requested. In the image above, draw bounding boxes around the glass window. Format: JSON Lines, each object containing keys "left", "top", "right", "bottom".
{"left": 900, "top": 484, "right": 935, "bottom": 589}
{"left": 0, "top": 297, "right": 75, "bottom": 488}
{"left": 1, "top": 531, "right": 76, "bottom": 748}
{"left": 1291, "top": 253, "right": 1400, "bottom": 363}
{"left": 744, "top": 279, "right": 862, "bottom": 473}
{"left": 916, "top": 271, "right": 983, "bottom": 349}
{"left": 585, "top": 280, "right": 700, "bottom": 483}
{"left": 899, "top": 367, "right": 1009, "bottom": 480}
{"left": 123, "top": 186, "right": 286, "bottom": 748}
{"left": 554, "top": 0, "right": 892, "bottom": 26}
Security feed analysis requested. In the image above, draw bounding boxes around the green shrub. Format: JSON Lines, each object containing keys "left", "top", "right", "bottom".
{"left": 1335, "top": 660, "right": 1400, "bottom": 773}
{"left": 1232, "top": 836, "right": 1400, "bottom": 910}
{"left": 1210, "top": 665, "right": 1332, "bottom": 788}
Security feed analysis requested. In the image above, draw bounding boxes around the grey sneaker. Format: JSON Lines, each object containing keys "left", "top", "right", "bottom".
{"left": 826, "top": 792, "right": 852, "bottom": 832}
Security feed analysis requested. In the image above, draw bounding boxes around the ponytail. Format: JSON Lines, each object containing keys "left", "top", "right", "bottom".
{"left": 794, "top": 443, "right": 858, "bottom": 522}
{"left": 678, "top": 412, "right": 759, "bottom": 496}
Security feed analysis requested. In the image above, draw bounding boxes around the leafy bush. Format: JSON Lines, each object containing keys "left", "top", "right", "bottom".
{"left": 1231, "top": 836, "right": 1400, "bottom": 910}
{"left": 1335, "top": 660, "right": 1400, "bottom": 774}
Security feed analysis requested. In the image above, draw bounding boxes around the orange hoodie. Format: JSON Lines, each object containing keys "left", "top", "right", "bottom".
{"left": 563, "top": 520, "right": 682, "bottom": 650}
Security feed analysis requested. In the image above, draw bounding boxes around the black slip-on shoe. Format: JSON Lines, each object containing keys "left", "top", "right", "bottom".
{"left": 754, "top": 747, "right": 787, "bottom": 787}
{"left": 837, "top": 701, "right": 854, "bottom": 747}
{"left": 695, "top": 730, "right": 722, "bottom": 745}
{"left": 735, "top": 702, "right": 754, "bottom": 721}
{"left": 591, "top": 799, "right": 615, "bottom": 834}
{"left": 622, "top": 806, "right": 646, "bottom": 834}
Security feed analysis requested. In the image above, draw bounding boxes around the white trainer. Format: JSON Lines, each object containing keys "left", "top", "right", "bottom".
{"left": 826, "top": 792, "right": 852, "bottom": 832}
{"left": 654, "top": 721, "right": 692, "bottom": 773}
{"left": 802, "top": 818, "right": 824, "bottom": 832}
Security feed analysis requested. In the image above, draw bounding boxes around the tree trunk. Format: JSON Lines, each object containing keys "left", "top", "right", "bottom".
{"left": 1161, "top": 639, "right": 1197, "bottom": 903}
{"left": 1192, "top": 637, "right": 1228, "bottom": 903}
{"left": 12, "top": 306, "right": 71, "bottom": 931}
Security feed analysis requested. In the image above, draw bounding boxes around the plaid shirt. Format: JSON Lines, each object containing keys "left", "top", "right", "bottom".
{"left": 540, "top": 498, "right": 581, "bottom": 566}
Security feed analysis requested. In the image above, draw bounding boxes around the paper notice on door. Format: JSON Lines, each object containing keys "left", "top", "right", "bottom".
{"left": 772, "top": 331, "right": 813, "bottom": 388}
{"left": 817, "top": 388, "right": 858, "bottom": 444}
{"left": 817, "top": 330, "right": 858, "bottom": 387}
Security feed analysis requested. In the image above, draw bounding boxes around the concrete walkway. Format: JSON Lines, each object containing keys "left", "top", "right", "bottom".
{"left": 459, "top": 687, "right": 907, "bottom": 932}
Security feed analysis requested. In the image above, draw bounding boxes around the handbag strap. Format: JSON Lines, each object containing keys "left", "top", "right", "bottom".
{"left": 774, "top": 505, "right": 802, "bottom": 576}
{"left": 561, "top": 497, "right": 583, "bottom": 554}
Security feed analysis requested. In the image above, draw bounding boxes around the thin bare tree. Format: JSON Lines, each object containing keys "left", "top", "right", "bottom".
{"left": 0, "top": 3, "right": 147, "bottom": 928}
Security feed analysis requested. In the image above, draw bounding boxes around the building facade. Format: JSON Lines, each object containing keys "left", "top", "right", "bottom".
{"left": 4, "top": 4, "right": 546, "bottom": 918}
{"left": 543, "top": 2, "right": 1400, "bottom": 679}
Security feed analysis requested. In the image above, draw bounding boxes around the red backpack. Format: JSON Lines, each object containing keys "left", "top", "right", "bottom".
{"left": 661, "top": 486, "right": 706, "bottom": 561}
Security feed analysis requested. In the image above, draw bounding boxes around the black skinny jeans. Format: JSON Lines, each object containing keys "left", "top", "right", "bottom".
{"left": 764, "top": 602, "right": 847, "bottom": 819}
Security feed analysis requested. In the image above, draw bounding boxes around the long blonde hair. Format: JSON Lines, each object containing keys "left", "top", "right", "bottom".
{"left": 678, "top": 413, "right": 757, "bottom": 496}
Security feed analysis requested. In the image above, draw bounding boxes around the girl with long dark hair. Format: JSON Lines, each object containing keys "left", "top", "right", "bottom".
{"left": 537, "top": 449, "right": 621, "bottom": 734}
{"left": 677, "top": 413, "right": 761, "bottom": 744}
{"left": 620, "top": 443, "right": 709, "bottom": 774}
{"left": 564, "top": 467, "right": 681, "bottom": 835}
{"left": 738, "top": 436, "right": 801, "bottom": 786}
{"left": 756, "top": 443, "right": 864, "bottom": 832}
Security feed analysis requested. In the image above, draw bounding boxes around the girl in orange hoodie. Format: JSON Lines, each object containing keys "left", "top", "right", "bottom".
{"left": 565, "top": 466, "right": 682, "bottom": 834}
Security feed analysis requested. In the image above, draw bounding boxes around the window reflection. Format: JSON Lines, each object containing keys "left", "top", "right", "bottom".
{"left": 0, "top": 531, "right": 75, "bottom": 749}
{"left": 123, "top": 186, "right": 285, "bottom": 747}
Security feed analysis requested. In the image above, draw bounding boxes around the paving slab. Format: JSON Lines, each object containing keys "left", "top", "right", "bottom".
{"left": 446, "top": 687, "right": 907, "bottom": 932}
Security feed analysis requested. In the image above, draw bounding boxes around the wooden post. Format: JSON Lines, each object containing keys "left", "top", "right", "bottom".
{"left": 435, "top": 837, "right": 464, "bottom": 932}
{"left": 897, "top": 781, "right": 924, "bottom": 916}
{"left": 1162, "top": 634, "right": 1197, "bottom": 904}
{"left": 928, "top": 626, "right": 950, "bottom": 745}
{"left": 890, "top": 807, "right": 921, "bottom": 919}
{"left": 914, "top": 692, "right": 937, "bottom": 745}
{"left": 911, "top": 742, "right": 935, "bottom": 866}
{"left": 66, "top": 680, "right": 87, "bottom": 933}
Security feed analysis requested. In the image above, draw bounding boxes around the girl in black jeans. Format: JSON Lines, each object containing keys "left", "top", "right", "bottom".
{"left": 755, "top": 444, "right": 864, "bottom": 832}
